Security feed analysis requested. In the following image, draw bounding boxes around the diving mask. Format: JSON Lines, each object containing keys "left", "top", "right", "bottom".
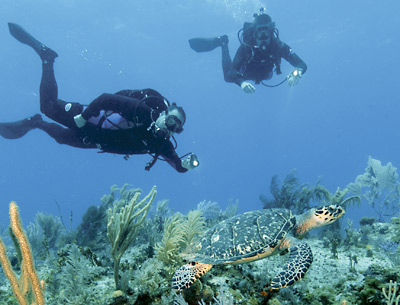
{"left": 255, "top": 26, "right": 272, "bottom": 40}
{"left": 165, "top": 114, "right": 183, "bottom": 134}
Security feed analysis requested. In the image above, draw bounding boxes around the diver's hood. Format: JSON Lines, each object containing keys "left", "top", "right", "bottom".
{"left": 253, "top": 13, "right": 275, "bottom": 29}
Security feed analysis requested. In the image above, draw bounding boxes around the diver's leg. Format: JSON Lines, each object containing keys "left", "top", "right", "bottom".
{"left": 36, "top": 38, "right": 83, "bottom": 128}
{"left": 39, "top": 56, "right": 59, "bottom": 116}
{"left": 0, "top": 114, "right": 43, "bottom": 139}
{"left": 34, "top": 119, "right": 96, "bottom": 149}
{"left": 8, "top": 23, "right": 59, "bottom": 115}
{"left": 8, "top": 23, "right": 58, "bottom": 63}
{"left": 221, "top": 44, "right": 233, "bottom": 82}
{"left": 39, "top": 58, "right": 84, "bottom": 129}
{"left": 0, "top": 113, "right": 95, "bottom": 148}
{"left": 7, "top": 23, "right": 81, "bottom": 128}
{"left": 188, "top": 35, "right": 229, "bottom": 53}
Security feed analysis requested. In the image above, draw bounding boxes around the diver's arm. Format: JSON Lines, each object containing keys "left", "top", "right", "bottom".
{"left": 160, "top": 142, "right": 189, "bottom": 173}
{"left": 230, "top": 46, "right": 248, "bottom": 86}
{"left": 115, "top": 89, "right": 164, "bottom": 100}
{"left": 80, "top": 93, "right": 147, "bottom": 120}
{"left": 280, "top": 42, "right": 307, "bottom": 73}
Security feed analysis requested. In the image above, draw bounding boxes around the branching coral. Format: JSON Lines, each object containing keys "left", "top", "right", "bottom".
{"left": 197, "top": 200, "right": 238, "bottom": 226}
{"left": 260, "top": 170, "right": 331, "bottom": 213}
{"left": 347, "top": 156, "right": 400, "bottom": 220}
{"left": 156, "top": 213, "right": 186, "bottom": 276}
{"left": 183, "top": 210, "right": 206, "bottom": 249}
{"left": 260, "top": 170, "right": 360, "bottom": 214}
{"left": 326, "top": 187, "right": 360, "bottom": 208}
{"left": 55, "top": 244, "right": 104, "bottom": 304}
{"left": 156, "top": 210, "right": 206, "bottom": 278}
{"left": 107, "top": 185, "right": 157, "bottom": 290}
{"left": 0, "top": 201, "right": 45, "bottom": 305}
{"left": 173, "top": 287, "right": 235, "bottom": 305}
{"left": 382, "top": 280, "right": 400, "bottom": 305}
{"left": 26, "top": 212, "right": 64, "bottom": 260}
{"left": 75, "top": 184, "right": 142, "bottom": 251}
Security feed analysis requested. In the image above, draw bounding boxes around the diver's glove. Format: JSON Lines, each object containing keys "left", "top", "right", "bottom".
{"left": 240, "top": 81, "right": 256, "bottom": 94}
{"left": 287, "top": 68, "right": 303, "bottom": 86}
{"left": 181, "top": 153, "right": 199, "bottom": 170}
{"left": 74, "top": 114, "right": 87, "bottom": 128}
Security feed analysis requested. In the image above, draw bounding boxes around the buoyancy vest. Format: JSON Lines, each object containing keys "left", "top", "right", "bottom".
{"left": 240, "top": 22, "right": 282, "bottom": 76}
{"left": 86, "top": 89, "right": 169, "bottom": 131}
{"left": 81, "top": 89, "right": 170, "bottom": 154}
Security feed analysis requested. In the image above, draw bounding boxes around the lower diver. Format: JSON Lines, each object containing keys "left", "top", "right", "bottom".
{"left": 0, "top": 23, "right": 199, "bottom": 172}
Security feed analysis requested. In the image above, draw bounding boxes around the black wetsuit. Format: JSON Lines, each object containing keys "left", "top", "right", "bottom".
{"left": 30, "top": 57, "right": 187, "bottom": 172}
{"left": 221, "top": 30, "right": 307, "bottom": 86}
{"left": 0, "top": 23, "right": 188, "bottom": 172}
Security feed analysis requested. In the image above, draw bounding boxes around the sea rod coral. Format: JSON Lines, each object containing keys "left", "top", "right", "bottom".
{"left": 0, "top": 201, "right": 45, "bottom": 305}
{"left": 107, "top": 185, "right": 157, "bottom": 290}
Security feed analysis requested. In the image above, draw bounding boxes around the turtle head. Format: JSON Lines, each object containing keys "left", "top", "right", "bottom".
{"left": 294, "top": 204, "right": 345, "bottom": 238}
{"left": 314, "top": 204, "right": 345, "bottom": 223}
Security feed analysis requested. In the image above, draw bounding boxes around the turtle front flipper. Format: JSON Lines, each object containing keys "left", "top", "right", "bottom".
{"left": 172, "top": 262, "right": 212, "bottom": 290}
{"left": 270, "top": 242, "right": 313, "bottom": 291}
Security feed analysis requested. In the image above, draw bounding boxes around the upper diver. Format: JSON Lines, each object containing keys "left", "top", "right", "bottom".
{"left": 0, "top": 23, "right": 199, "bottom": 172}
{"left": 189, "top": 8, "right": 308, "bottom": 94}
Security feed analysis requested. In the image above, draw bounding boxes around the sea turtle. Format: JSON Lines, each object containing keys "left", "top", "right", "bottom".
{"left": 172, "top": 204, "right": 345, "bottom": 291}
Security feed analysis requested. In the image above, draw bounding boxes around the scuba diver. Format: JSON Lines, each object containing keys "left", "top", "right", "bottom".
{"left": 0, "top": 23, "right": 199, "bottom": 173}
{"left": 189, "top": 8, "right": 307, "bottom": 94}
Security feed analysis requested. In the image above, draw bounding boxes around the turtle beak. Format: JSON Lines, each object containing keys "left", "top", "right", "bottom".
{"left": 330, "top": 205, "right": 345, "bottom": 218}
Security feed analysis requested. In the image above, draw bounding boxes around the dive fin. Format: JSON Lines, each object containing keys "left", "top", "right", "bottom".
{"left": 8, "top": 23, "right": 58, "bottom": 61}
{"left": 0, "top": 114, "right": 42, "bottom": 139}
{"left": 188, "top": 35, "right": 228, "bottom": 53}
{"left": 8, "top": 23, "right": 43, "bottom": 49}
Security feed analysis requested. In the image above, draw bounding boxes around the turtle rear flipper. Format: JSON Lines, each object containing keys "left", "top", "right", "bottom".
{"left": 172, "top": 262, "right": 212, "bottom": 290}
{"left": 270, "top": 242, "right": 313, "bottom": 291}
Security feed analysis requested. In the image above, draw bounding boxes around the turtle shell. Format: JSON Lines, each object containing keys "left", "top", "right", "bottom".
{"left": 183, "top": 208, "right": 296, "bottom": 265}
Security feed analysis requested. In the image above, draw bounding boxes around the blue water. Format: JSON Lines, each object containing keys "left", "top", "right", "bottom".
{"left": 0, "top": 0, "right": 399, "bottom": 228}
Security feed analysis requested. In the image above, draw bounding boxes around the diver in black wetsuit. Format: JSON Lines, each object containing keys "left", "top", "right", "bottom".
{"left": 189, "top": 9, "right": 307, "bottom": 94}
{"left": 0, "top": 23, "right": 199, "bottom": 173}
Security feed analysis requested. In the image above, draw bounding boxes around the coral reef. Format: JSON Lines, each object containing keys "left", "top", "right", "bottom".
{"left": 26, "top": 212, "right": 64, "bottom": 260}
{"left": 0, "top": 201, "right": 45, "bottom": 305}
{"left": 347, "top": 156, "right": 400, "bottom": 220}
{"left": 382, "top": 280, "right": 400, "bottom": 305}
{"left": 197, "top": 200, "right": 238, "bottom": 226}
{"left": 107, "top": 186, "right": 157, "bottom": 290}
{"left": 1, "top": 178, "right": 400, "bottom": 305}
{"left": 260, "top": 170, "right": 361, "bottom": 215}
{"left": 155, "top": 213, "right": 186, "bottom": 274}
{"left": 75, "top": 184, "right": 143, "bottom": 251}
{"left": 260, "top": 170, "right": 331, "bottom": 213}
{"left": 156, "top": 209, "right": 206, "bottom": 279}
{"left": 53, "top": 243, "right": 105, "bottom": 304}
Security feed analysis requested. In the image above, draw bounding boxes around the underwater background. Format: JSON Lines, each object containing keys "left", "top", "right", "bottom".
{"left": 0, "top": 0, "right": 399, "bottom": 304}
